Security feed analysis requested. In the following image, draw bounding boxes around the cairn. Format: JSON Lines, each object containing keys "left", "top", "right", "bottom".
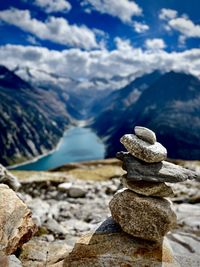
{"left": 109, "top": 126, "right": 198, "bottom": 242}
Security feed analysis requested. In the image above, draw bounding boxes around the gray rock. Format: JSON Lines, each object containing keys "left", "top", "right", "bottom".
{"left": 8, "top": 255, "right": 22, "bottom": 267}
{"left": 68, "top": 186, "right": 87, "bottom": 198}
{"left": 134, "top": 126, "right": 156, "bottom": 144}
{"left": 58, "top": 182, "right": 72, "bottom": 192}
{"left": 109, "top": 189, "right": 177, "bottom": 242}
{"left": 45, "top": 218, "right": 68, "bottom": 236}
{"left": 26, "top": 198, "right": 50, "bottom": 226}
{"left": 117, "top": 152, "right": 198, "bottom": 183}
{"left": 120, "top": 134, "right": 167, "bottom": 163}
{"left": 0, "top": 164, "right": 21, "bottom": 191}
{"left": 122, "top": 177, "right": 174, "bottom": 197}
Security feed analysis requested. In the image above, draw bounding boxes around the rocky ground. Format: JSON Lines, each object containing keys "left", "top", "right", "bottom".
{"left": 9, "top": 159, "right": 200, "bottom": 266}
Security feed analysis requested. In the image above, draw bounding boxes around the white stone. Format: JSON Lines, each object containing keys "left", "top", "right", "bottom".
{"left": 120, "top": 134, "right": 167, "bottom": 163}
{"left": 134, "top": 126, "right": 156, "bottom": 144}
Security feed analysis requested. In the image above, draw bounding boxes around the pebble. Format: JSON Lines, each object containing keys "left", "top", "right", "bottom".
{"left": 134, "top": 126, "right": 156, "bottom": 144}
{"left": 68, "top": 186, "right": 87, "bottom": 198}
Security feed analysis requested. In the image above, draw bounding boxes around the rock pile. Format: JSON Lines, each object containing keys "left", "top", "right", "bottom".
{"left": 64, "top": 126, "right": 200, "bottom": 266}
{"left": 110, "top": 126, "right": 197, "bottom": 242}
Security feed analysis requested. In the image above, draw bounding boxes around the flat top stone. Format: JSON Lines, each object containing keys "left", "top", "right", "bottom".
{"left": 117, "top": 151, "right": 198, "bottom": 183}
{"left": 120, "top": 134, "right": 167, "bottom": 163}
{"left": 122, "top": 178, "right": 174, "bottom": 197}
{"left": 134, "top": 126, "right": 156, "bottom": 144}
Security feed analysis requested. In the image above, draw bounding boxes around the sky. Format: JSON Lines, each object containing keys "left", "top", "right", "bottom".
{"left": 0, "top": 0, "right": 199, "bottom": 83}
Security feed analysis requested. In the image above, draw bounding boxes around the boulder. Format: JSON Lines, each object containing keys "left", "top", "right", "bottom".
{"left": 109, "top": 189, "right": 177, "bottom": 242}
{"left": 134, "top": 126, "right": 156, "bottom": 144}
{"left": 0, "top": 184, "right": 37, "bottom": 255}
{"left": 122, "top": 178, "right": 174, "bottom": 197}
{"left": 63, "top": 217, "right": 179, "bottom": 267}
{"left": 120, "top": 134, "right": 167, "bottom": 163}
{"left": 117, "top": 152, "right": 198, "bottom": 183}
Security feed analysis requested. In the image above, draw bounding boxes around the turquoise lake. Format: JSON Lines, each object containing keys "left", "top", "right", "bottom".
{"left": 12, "top": 127, "right": 105, "bottom": 171}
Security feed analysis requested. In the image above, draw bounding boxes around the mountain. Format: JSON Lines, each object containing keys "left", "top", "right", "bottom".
{"left": 0, "top": 65, "right": 71, "bottom": 166}
{"left": 14, "top": 66, "right": 114, "bottom": 120}
{"left": 91, "top": 71, "right": 200, "bottom": 160}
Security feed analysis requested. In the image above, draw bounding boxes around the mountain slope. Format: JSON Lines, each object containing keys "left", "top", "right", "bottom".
{"left": 91, "top": 71, "right": 162, "bottom": 141}
{"left": 0, "top": 66, "right": 70, "bottom": 165}
{"left": 92, "top": 71, "right": 200, "bottom": 160}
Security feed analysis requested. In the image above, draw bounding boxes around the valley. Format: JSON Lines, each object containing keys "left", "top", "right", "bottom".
{"left": 0, "top": 65, "right": 200, "bottom": 168}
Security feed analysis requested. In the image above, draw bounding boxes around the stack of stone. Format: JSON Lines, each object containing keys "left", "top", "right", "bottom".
{"left": 109, "top": 126, "right": 198, "bottom": 242}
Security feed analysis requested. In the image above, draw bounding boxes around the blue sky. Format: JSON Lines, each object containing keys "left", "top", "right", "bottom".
{"left": 0, "top": 0, "right": 199, "bottom": 84}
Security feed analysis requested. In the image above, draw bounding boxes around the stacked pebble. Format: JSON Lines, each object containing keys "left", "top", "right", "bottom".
{"left": 109, "top": 126, "right": 198, "bottom": 242}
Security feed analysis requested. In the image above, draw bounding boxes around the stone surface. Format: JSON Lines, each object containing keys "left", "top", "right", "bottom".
{"left": 58, "top": 182, "right": 72, "bottom": 192}
{"left": 7, "top": 165, "right": 200, "bottom": 265}
{"left": 117, "top": 152, "right": 199, "bottom": 183}
{"left": 20, "top": 238, "right": 72, "bottom": 267}
{"left": 122, "top": 178, "right": 174, "bottom": 197}
{"left": 63, "top": 217, "right": 179, "bottom": 267}
{"left": 109, "top": 189, "right": 177, "bottom": 242}
{"left": 0, "top": 164, "right": 21, "bottom": 191}
{"left": 120, "top": 134, "right": 167, "bottom": 163}
{"left": 0, "top": 184, "right": 37, "bottom": 255}
{"left": 68, "top": 186, "right": 87, "bottom": 198}
{"left": 134, "top": 126, "right": 156, "bottom": 144}
{"left": 8, "top": 255, "right": 23, "bottom": 267}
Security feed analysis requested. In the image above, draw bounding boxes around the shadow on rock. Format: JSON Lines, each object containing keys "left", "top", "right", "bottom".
{"left": 63, "top": 217, "right": 178, "bottom": 267}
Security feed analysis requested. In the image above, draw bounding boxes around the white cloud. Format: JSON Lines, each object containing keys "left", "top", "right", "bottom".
{"left": 34, "top": 0, "right": 71, "bottom": 13}
{"left": 169, "top": 17, "right": 200, "bottom": 38}
{"left": 0, "top": 43, "right": 200, "bottom": 85}
{"left": 81, "top": 0, "right": 142, "bottom": 23}
{"left": 145, "top": 38, "right": 166, "bottom": 50}
{"left": 160, "top": 9, "right": 200, "bottom": 44}
{"left": 159, "top": 8, "right": 177, "bottom": 20}
{"left": 133, "top": 22, "right": 149, "bottom": 33}
{"left": 0, "top": 8, "right": 98, "bottom": 49}
{"left": 27, "top": 35, "right": 40, "bottom": 45}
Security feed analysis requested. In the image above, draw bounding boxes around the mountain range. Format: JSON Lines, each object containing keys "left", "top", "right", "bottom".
{"left": 0, "top": 65, "right": 200, "bottom": 166}
{"left": 92, "top": 71, "right": 200, "bottom": 160}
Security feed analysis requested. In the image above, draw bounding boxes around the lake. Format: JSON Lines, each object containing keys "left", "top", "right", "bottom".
{"left": 12, "top": 127, "right": 105, "bottom": 171}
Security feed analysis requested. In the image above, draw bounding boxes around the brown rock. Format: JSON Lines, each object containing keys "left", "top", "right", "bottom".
{"left": 20, "top": 238, "right": 72, "bottom": 267}
{"left": 63, "top": 217, "right": 179, "bottom": 267}
{"left": 0, "top": 252, "right": 8, "bottom": 267}
{"left": 0, "top": 184, "right": 37, "bottom": 255}
{"left": 109, "top": 189, "right": 177, "bottom": 242}
{"left": 122, "top": 178, "right": 174, "bottom": 197}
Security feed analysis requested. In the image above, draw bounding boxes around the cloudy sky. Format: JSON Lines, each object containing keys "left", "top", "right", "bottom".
{"left": 0, "top": 0, "right": 199, "bottom": 83}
